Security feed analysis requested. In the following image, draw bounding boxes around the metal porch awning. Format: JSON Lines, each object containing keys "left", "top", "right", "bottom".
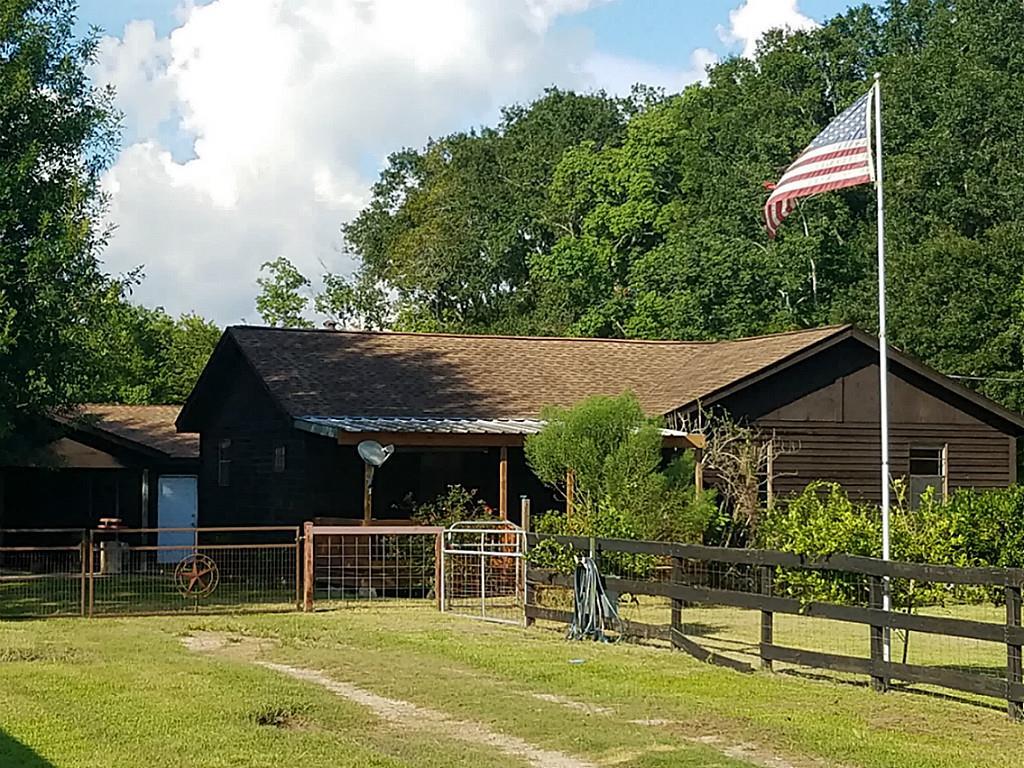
{"left": 293, "top": 415, "right": 702, "bottom": 448}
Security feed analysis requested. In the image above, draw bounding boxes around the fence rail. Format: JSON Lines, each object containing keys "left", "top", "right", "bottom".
{"left": 525, "top": 532, "right": 1024, "bottom": 720}
{"left": 1, "top": 527, "right": 301, "bottom": 618}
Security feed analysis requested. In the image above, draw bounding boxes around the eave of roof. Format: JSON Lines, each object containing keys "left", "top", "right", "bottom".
{"left": 294, "top": 415, "right": 701, "bottom": 446}
{"left": 55, "top": 405, "right": 199, "bottom": 460}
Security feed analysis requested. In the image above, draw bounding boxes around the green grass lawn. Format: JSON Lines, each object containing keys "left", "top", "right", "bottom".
{"left": 1, "top": 604, "right": 1020, "bottom": 768}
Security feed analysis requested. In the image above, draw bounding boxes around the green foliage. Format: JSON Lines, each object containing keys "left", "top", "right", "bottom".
{"left": 81, "top": 290, "right": 221, "bottom": 404}
{"left": 343, "top": 88, "right": 632, "bottom": 333}
{"left": 338, "top": 0, "right": 1024, "bottom": 412}
{"left": 255, "top": 257, "right": 314, "bottom": 328}
{"left": 0, "top": 0, "right": 121, "bottom": 458}
{"left": 525, "top": 392, "right": 715, "bottom": 547}
{"left": 410, "top": 484, "right": 496, "bottom": 529}
{"left": 758, "top": 481, "right": 1024, "bottom": 606}
{"left": 314, "top": 271, "right": 388, "bottom": 330}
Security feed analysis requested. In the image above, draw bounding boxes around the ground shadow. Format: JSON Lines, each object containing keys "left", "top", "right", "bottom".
{"left": 776, "top": 667, "right": 1006, "bottom": 714}
{"left": 0, "top": 730, "right": 55, "bottom": 767}
{"left": 674, "top": 622, "right": 727, "bottom": 637}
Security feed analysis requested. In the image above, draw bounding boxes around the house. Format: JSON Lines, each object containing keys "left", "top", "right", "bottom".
{"left": 175, "top": 324, "right": 1024, "bottom": 528}
{"left": 0, "top": 405, "right": 199, "bottom": 532}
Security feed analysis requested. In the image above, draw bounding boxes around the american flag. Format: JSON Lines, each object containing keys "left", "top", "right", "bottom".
{"left": 764, "top": 88, "right": 875, "bottom": 237}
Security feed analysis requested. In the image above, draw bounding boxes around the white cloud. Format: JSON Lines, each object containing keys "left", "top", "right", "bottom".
{"left": 93, "top": 0, "right": 613, "bottom": 324}
{"left": 92, "top": 20, "right": 175, "bottom": 141}
{"left": 719, "top": 0, "right": 817, "bottom": 59}
{"left": 92, "top": 0, "right": 731, "bottom": 325}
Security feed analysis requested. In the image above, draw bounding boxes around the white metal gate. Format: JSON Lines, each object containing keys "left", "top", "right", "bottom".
{"left": 441, "top": 520, "right": 526, "bottom": 625}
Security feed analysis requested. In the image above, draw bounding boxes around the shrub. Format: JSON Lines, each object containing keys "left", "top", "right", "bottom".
{"left": 410, "top": 485, "right": 496, "bottom": 529}
{"left": 757, "top": 481, "right": 1008, "bottom": 606}
{"left": 525, "top": 392, "right": 715, "bottom": 544}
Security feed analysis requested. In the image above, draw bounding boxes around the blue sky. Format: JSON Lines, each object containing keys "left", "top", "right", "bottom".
{"left": 555, "top": 0, "right": 854, "bottom": 66}
{"left": 80, "top": 0, "right": 867, "bottom": 324}
{"left": 80, "top": 0, "right": 859, "bottom": 71}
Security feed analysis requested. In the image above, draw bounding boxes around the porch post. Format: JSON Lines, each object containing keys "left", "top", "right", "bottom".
{"left": 363, "top": 464, "right": 373, "bottom": 525}
{"left": 499, "top": 446, "right": 508, "bottom": 520}
{"left": 694, "top": 448, "right": 704, "bottom": 494}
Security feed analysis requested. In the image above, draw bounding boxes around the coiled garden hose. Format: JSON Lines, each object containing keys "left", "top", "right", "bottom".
{"left": 567, "top": 555, "right": 621, "bottom": 642}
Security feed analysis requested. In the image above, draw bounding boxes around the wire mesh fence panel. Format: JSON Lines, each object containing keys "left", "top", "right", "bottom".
{"left": 525, "top": 532, "right": 1024, "bottom": 716}
{"left": 313, "top": 529, "right": 440, "bottom": 604}
{"left": 88, "top": 527, "right": 300, "bottom": 616}
{"left": 0, "top": 530, "right": 86, "bottom": 618}
{"left": 443, "top": 521, "right": 525, "bottom": 625}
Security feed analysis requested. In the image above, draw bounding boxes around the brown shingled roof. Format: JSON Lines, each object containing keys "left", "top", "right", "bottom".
{"left": 225, "top": 324, "right": 852, "bottom": 420}
{"left": 72, "top": 405, "right": 198, "bottom": 458}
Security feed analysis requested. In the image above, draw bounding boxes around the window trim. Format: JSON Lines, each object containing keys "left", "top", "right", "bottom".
{"left": 908, "top": 444, "right": 947, "bottom": 507}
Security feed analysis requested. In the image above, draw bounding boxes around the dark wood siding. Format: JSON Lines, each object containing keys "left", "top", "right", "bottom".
{"left": 195, "top": 343, "right": 309, "bottom": 527}
{"left": 761, "top": 423, "right": 1013, "bottom": 500}
{"left": 700, "top": 338, "right": 1018, "bottom": 502}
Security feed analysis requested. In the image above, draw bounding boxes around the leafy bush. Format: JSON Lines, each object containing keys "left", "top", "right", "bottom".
{"left": 524, "top": 392, "right": 715, "bottom": 574}
{"left": 756, "top": 481, "right": 1012, "bottom": 606}
{"left": 525, "top": 392, "right": 715, "bottom": 544}
{"left": 410, "top": 485, "right": 496, "bottom": 529}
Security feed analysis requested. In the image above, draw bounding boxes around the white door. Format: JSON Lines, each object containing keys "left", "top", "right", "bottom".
{"left": 157, "top": 475, "right": 198, "bottom": 563}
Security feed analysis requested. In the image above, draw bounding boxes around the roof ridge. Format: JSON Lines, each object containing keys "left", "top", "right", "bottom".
{"left": 228, "top": 323, "right": 852, "bottom": 346}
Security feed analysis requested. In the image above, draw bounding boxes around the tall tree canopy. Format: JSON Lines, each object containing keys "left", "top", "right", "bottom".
{"left": 339, "top": 0, "right": 1024, "bottom": 410}
{"left": 0, "top": 0, "right": 120, "bottom": 455}
{"left": 82, "top": 297, "right": 221, "bottom": 405}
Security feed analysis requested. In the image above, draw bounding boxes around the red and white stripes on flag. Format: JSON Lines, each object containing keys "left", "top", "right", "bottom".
{"left": 764, "top": 87, "right": 876, "bottom": 238}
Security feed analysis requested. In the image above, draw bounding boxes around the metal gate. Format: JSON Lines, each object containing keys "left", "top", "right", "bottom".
{"left": 441, "top": 520, "right": 526, "bottom": 625}
{"left": 301, "top": 524, "right": 443, "bottom": 610}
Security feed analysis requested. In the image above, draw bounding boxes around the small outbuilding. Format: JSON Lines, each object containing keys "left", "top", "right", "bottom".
{"left": 0, "top": 405, "right": 199, "bottom": 531}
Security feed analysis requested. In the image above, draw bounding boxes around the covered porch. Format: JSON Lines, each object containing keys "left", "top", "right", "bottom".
{"left": 295, "top": 416, "right": 705, "bottom": 526}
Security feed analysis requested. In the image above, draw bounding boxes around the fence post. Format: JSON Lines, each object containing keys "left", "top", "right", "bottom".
{"left": 294, "top": 526, "right": 302, "bottom": 610}
{"left": 1006, "top": 583, "right": 1023, "bottom": 721}
{"left": 759, "top": 565, "right": 774, "bottom": 671}
{"left": 87, "top": 530, "right": 95, "bottom": 618}
{"left": 868, "top": 574, "right": 889, "bottom": 692}
{"left": 670, "top": 555, "right": 683, "bottom": 650}
{"left": 434, "top": 531, "right": 443, "bottom": 612}
{"left": 79, "top": 529, "right": 88, "bottom": 617}
{"left": 302, "top": 521, "right": 314, "bottom": 612}
{"left": 522, "top": 497, "right": 534, "bottom": 627}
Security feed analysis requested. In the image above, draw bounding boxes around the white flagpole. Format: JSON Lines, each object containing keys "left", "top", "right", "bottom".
{"left": 873, "top": 72, "right": 892, "bottom": 662}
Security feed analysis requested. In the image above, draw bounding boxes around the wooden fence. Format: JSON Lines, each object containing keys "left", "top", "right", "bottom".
{"left": 525, "top": 533, "right": 1024, "bottom": 721}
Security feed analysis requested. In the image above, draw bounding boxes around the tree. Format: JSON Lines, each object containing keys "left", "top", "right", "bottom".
{"left": 343, "top": 88, "right": 633, "bottom": 333}
{"left": 524, "top": 392, "right": 713, "bottom": 542}
{"left": 81, "top": 290, "right": 221, "bottom": 404}
{"left": 0, "top": 0, "right": 120, "bottom": 459}
{"left": 255, "top": 257, "right": 314, "bottom": 328}
{"left": 315, "top": 271, "right": 389, "bottom": 331}
{"left": 160, "top": 312, "right": 222, "bottom": 402}
{"left": 340, "top": 0, "right": 1024, "bottom": 413}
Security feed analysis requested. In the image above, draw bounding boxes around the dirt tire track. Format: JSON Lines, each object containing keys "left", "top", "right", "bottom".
{"left": 258, "top": 661, "right": 597, "bottom": 768}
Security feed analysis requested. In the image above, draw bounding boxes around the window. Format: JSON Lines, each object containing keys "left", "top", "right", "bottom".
{"left": 274, "top": 445, "right": 286, "bottom": 473}
{"left": 909, "top": 446, "right": 945, "bottom": 508}
{"left": 218, "top": 438, "right": 231, "bottom": 487}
